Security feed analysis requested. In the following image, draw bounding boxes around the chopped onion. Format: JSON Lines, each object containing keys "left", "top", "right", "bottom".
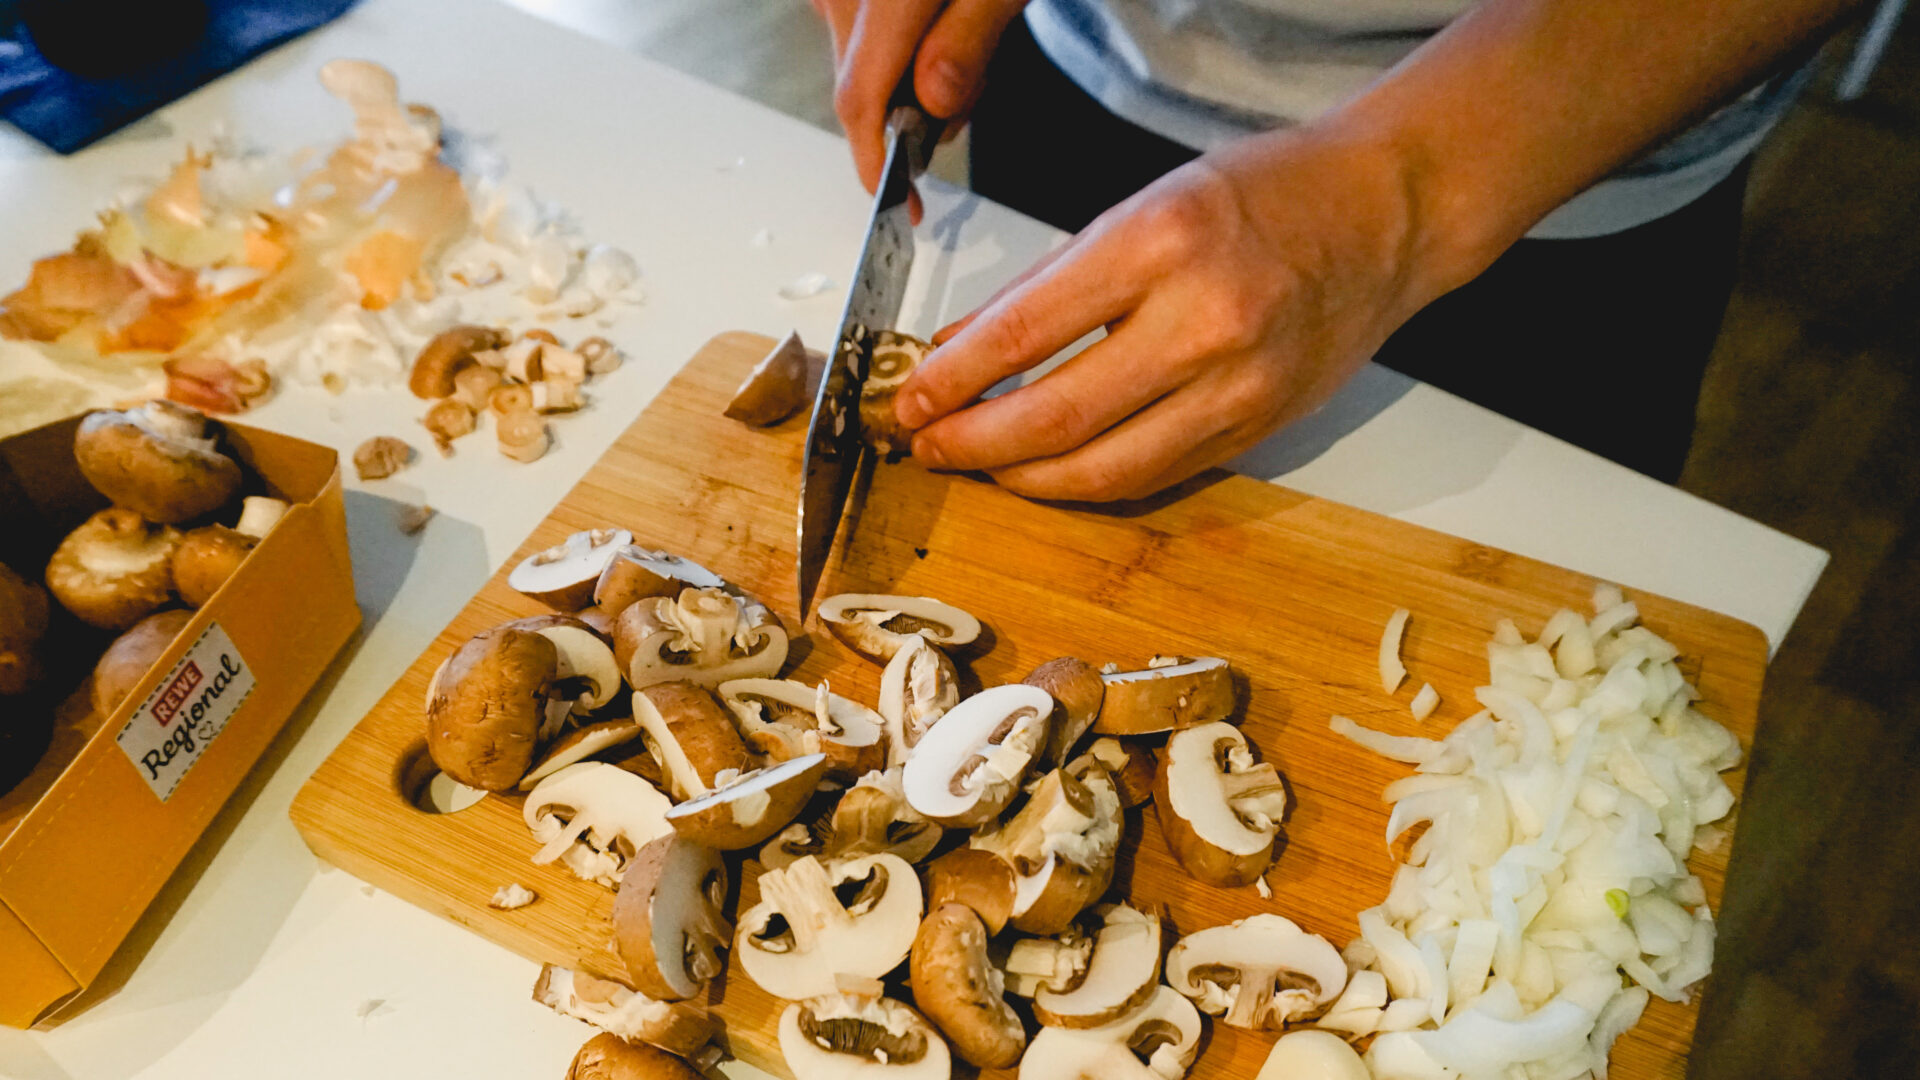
{"left": 1410, "top": 683, "right": 1440, "bottom": 721}
{"left": 1381, "top": 607, "right": 1411, "bottom": 694}
{"left": 1331, "top": 716, "right": 1446, "bottom": 764}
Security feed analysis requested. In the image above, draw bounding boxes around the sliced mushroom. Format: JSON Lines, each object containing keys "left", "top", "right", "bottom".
{"left": 663, "top": 753, "right": 829, "bottom": 849}
{"left": 518, "top": 718, "right": 645, "bottom": 791}
{"left": 618, "top": 587, "right": 789, "bottom": 690}
{"left": 632, "top": 682, "right": 756, "bottom": 801}
{"left": 0, "top": 563, "right": 49, "bottom": 696}
{"left": 501, "top": 614, "right": 624, "bottom": 715}
{"left": 1003, "top": 919, "right": 1094, "bottom": 997}
{"left": 923, "top": 847, "right": 1016, "bottom": 934}
{"left": 532, "top": 965, "right": 714, "bottom": 1058}
{"left": 72, "top": 402, "right": 242, "bottom": 523}
{"left": 726, "top": 329, "right": 811, "bottom": 426}
{"left": 719, "top": 678, "right": 886, "bottom": 781}
{"left": 1255, "top": 1031, "right": 1370, "bottom": 1080}
{"left": 1094, "top": 657, "right": 1236, "bottom": 734}
{"left": 970, "top": 760, "right": 1123, "bottom": 935}
{"left": 760, "top": 766, "right": 943, "bottom": 871}
{"left": 1154, "top": 722, "right": 1290, "bottom": 887}
{"left": 567, "top": 1032, "right": 705, "bottom": 1080}
{"left": 900, "top": 683, "right": 1051, "bottom": 828}
{"left": 44, "top": 508, "right": 181, "bottom": 630}
{"left": 91, "top": 609, "right": 193, "bottom": 717}
{"left": 910, "top": 903, "right": 1026, "bottom": 1067}
{"left": 1033, "top": 904, "right": 1163, "bottom": 1029}
{"left": 595, "top": 547, "right": 726, "bottom": 620}
{"left": 523, "top": 762, "right": 674, "bottom": 887}
{"left": 1026, "top": 657, "right": 1106, "bottom": 769}
{"left": 1017, "top": 985, "right": 1204, "bottom": 1080}
{"left": 428, "top": 626, "right": 557, "bottom": 791}
{"left": 614, "top": 834, "right": 731, "bottom": 1000}
{"left": 410, "top": 324, "right": 507, "bottom": 398}
{"left": 818, "top": 593, "right": 981, "bottom": 663}
{"left": 859, "top": 331, "right": 929, "bottom": 457}
{"left": 509, "top": 528, "right": 636, "bottom": 611}
{"left": 1164, "top": 914, "right": 1347, "bottom": 1030}
{"left": 877, "top": 636, "right": 960, "bottom": 768}
{"left": 778, "top": 992, "right": 949, "bottom": 1080}
{"left": 1085, "top": 738, "right": 1157, "bottom": 808}
{"left": 735, "top": 853, "right": 923, "bottom": 1000}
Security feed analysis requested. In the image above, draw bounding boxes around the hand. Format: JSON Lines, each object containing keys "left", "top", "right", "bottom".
{"left": 893, "top": 129, "right": 1446, "bottom": 502}
{"left": 813, "top": 0, "right": 1027, "bottom": 199}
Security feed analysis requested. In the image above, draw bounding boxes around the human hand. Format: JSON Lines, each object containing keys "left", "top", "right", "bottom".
{"left": 812, "top": 0, "right": 1027, "bottom": 200}
{"left": 892, "top": 129, "right": 1450, "bottom": 502}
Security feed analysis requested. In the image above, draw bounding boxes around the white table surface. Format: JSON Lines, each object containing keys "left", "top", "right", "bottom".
{"left": 0, "top": 2, "right": 1825, "bottom": 1078}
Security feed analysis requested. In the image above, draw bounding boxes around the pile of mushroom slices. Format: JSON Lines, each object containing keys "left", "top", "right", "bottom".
{"left": 394, "top": 323, "right": 624, "bottom": 469}
{"left": 427, "top": 529, "right": 1354, "bottom": 1080}
{"left": 3, "top": 402, "right": 291, "bottom": 727}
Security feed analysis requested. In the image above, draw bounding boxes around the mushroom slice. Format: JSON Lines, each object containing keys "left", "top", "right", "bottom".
{"left": 762, "top": 766, "right": 943, "bottom": 871}
{"left": 410, "top": 324, "right": 508, "bottom": 398}
{"left": 566, "top": 1032, "right": 706, "bottom": 1080}
{"left": 618, "top": 587, "right": 790, "bottom": 690}
{"left": 1255, "top": 1031, "right": 1370, "bottom": 1080}
{"left": 1154, "top": 722, "right": 1290, "bottom": 887}
{"left": 818, "top": 593, "right": 981, "bottom": 663}
{"left": 735, "top": 853, "right": 923, "bottom": 1000}
{"left": 595, "top": 547, "right": 726, "bottom": 620}
{"left": 92, "top": 609, "right": 193, "bottom": 717}
{"left": 901, "top": 683, "right": 1051, "bottom": 828}
{"left": 1085, "top": 738, "right": 1157, "bottom": 808}
{"left": 632, "top": 682, "right": 756, "bottom": 801}
{"left": 1094, "top": 657, "right": 1236, "bottom": 734}
{"left": 1026, "top": 657, "right": 1106, "bottom": 769}
{"left": 877, "top": 636, "right": 960, "bottom": 768}
{"left": 72, "top": 402, "right": 242, "bottom": 523}
{"left": 44, "top": 508, "right": 182, "bottom": 630}
{"left": 1033, "top": 904, "right": 1163, "bottom": 1029}
{"left": 720, "top": 678, "right": 886, "bottom": 781}
{"left": 725, "top": 329, "right": 811, "bottom": 426}
{"left": 508, "top": 528, "right": 635, "bottom": 611}
{"left": 1003, "top": 919, "right": 1095, "bottom": 998}
{"left": 428, "top": 626, "right": 558, "bottom": 791}
{"left": 532, "top": 965, "right": 714, "bottom": 1058}
{"left": 911, "top": 904, "right": 1027, "bottom": 1067}
{"left": 664, "top": 753, "right": 829, "bottom": 849}
{"left": 859, "top": 331, "right": 930, "bottom": 457}
{"left": 1165, "top": 914, "right": 1347, "bottom": 1030}
{"left": 970, "top": 761, "right": 1123, "bottom": 935}
{"left": 523, "top": 762, "right": 674, "bottom": 887}
{"left": 518, "top": 718, "right": 645, "bottom": 791}
{"left": 501, "top": 614, "right": 624, "bottom": 715}
{"left": 1018, "top": 985, "right": 1204, "bottom": 1080}
{"left": 923, "top": 848, "right": 1016, "bottom": 934}
{"left": 778, "top": 992, "right": 949, "bottom": 1080}
{"left": 614, "top": 834, "right": 732, "bottom": 1001}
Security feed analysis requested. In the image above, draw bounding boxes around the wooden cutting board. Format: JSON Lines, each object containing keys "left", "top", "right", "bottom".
{"left": 290, "top": 331, "right": 1766, "bottom": 1079}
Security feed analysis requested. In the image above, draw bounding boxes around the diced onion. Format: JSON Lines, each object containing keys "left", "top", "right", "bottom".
{"left": 1410, "top": 683, "right": 1440, "bottom": 721}
{"left": 1380, "top": 607, "right": 1411, "bottom": 694}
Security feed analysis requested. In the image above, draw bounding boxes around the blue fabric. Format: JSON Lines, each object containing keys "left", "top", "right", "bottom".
{"left": 0, "top": 0, "right": 357, "bottom": 154}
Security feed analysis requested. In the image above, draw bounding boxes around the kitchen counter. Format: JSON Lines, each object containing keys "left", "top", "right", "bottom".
{"left": 0, "top": 1, "right": 1825, "bottom": 1077}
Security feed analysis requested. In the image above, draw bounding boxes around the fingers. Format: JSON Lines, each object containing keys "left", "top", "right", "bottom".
{"left": 915, "top": 0, "right": 1027, "bottom": 118}
{"left": 813, "top": 0, "right": 858, "bottom": 61}
{"left": 986, "top": 388, "right": 1241, "bottom": 502}
{"left": 930, "top": 241, "right": 1072, "bottom": 346}
{"left": 835, "top": 1, "right": 945, "bottom": 193}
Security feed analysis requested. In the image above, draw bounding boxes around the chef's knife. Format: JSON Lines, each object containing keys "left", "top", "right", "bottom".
{"left": 796, "top": 88, "right": 942, "bottom": 620}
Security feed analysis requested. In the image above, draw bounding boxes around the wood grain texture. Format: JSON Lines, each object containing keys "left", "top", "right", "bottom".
{"left": 290, "top": 331, "right": 1767, "bottom": 1079}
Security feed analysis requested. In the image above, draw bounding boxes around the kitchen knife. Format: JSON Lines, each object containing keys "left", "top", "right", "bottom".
{"left": 796, "top": 89, "right": 942, "bottom": 620}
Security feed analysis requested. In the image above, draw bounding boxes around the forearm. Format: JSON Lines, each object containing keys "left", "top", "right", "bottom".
{"left": 1289, "top": 0, "right": 1860, "bottom": 301}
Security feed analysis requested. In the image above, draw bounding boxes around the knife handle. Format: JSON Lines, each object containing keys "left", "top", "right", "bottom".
{"left": 885, "top": 79, "right": 946, "bottom": 178}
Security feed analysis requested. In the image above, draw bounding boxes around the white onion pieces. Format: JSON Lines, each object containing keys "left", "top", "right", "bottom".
{"left": 1411, "top": 683, "right": 1440, "bottom": 721}
{"left": 1380, "top": 608, "right": 1411, "bottom": 694}
{"left": 1326, "top": 587, "right": 1741, "bottom": 1079}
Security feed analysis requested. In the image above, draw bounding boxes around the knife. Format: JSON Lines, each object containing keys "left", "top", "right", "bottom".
{"left": 796, "top": 87, "right": 943, "bottom": 620}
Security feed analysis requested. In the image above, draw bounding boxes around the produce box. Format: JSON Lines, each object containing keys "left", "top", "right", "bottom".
{"left": 0, "top": 412, "right": 359, "bottom": 1027}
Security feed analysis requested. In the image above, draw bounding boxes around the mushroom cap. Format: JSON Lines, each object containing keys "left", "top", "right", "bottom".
{"left": 91, "top": 608, "right": 194, "bottom": 717}
{"left": 725, "top": 329, "right": 811, "bottom": 426}
{"left": 922, "top": 847, "right": 1016, "bottom": 934}
{"left": 735, "top": 853, "right": 923, "bottom": 1000}
{"left": 427, "top": 626, "right": 558, "bottom": 791}
{"left": 1017, "top": 985, "right": 1203, "bottom": 1080}
{"left": 720, "top": 677, "right": 886, "bottom": 781}
{"left": 1026, "top": 657, "right": 1106, "bottom": 768}
{"left": 500, "top": 613, "right": 624, "bottom": 713}
{"left": 523, "top": 762, "right": 675, "bottom": 887}
{"left": 900, "top": 683, "right": 1052, "bottom": 828}
{"left": 0, "top": 563, "right": 50, "bottom": 696}
{"left": 1255, "top": 1031, "right": 1371, "bottom": 1080}
{"left": 818, "top": 593, "right": 981, "bottom": 664}
{"left": 971, "top": 762, "right": 1124, "bottom": 935}
{"left": 73, "top": 403, "right": 243, "bottom": 523}
{"left": 1094, "top": 657, "right": 1237, "bottom": 734}
{"left": 663, "top": 753, "right": 829, "bottom": 849}
{"left": 778, "top": 993, "right": 950, "bottom": 1080}
{"left": 566, "top": 1033, "right": 705, "bottom": 1080}
{"left": 171, "top": 524, "right": 256, "bottom": 608}
{"left": 910, "top": 903, "right": 1027, "bottom": 1067}
{"left": 44, "top": 507, "right": 182, "bottom": 630}
{"left": 595, "top": 547, "right": 726, "bottom": 620}
{"left": 1153, "top": 722, "right": 1289, "bottom": 887}
{"left": 1165, "top": 913, "right": 1347, "bottom": 1030}
{"left": 409, "top": 324, "right": 507, "bottom": 399}
{"left": 613, "top": 833, "right": 732, "bottom": 1000}
{"left": 532, "top": 965, "right": 715, "bottom": 1058}
{"left": 517, "top": 718, "right": 645, "bottom": 791}
{"left": 507, "top": 527, "right": 635, "bottom": 611}
{"left": 1032, "top": 903, "right": 1163, "bottom": 1029}
{"left": 877, "top": 636, "right": 960, "bottom": 769}
{"left": 632, "top": 681, "right": 756, "bottom": 801}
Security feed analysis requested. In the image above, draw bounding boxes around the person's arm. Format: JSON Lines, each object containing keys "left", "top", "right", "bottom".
{"left": 892, "top": 0, "right": 1861, "bottom": 501}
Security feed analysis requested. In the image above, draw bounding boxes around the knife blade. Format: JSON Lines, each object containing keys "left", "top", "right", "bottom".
{"left": 796, "top": 93, "right": 942, "bottom": 619}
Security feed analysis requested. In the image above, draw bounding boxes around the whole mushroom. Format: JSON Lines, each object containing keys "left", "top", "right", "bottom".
{"left": 44, "top": 508, "right": 182, "bottom": 630}
{"left": 91, "top": 609, "right": 194, "bottom": 717}
{"left": 72, "top": 401, "right": 243, "bottom": 523}
{"left": 426, "top": 626, "right": 558, "bottom": 791}
{"left": 171, "top": 525, "right": 255, "bottom": 607}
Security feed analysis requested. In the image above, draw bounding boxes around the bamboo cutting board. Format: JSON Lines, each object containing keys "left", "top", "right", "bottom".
{"left": 290, "top": 331, "right": 1766, "bottom": 1080}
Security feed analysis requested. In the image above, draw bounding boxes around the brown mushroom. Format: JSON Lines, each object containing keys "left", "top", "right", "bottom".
{"left": 44, "top": 508, "right": 181, "bottom": 630}
{"left": 910, "top": 903, "right": 1026, "bottom": 1067}
{"left": 409, "top": 325, "right": 507, "bottom": 398}
{"left": 1095, "top": 657, "right": 1237, "bottom": 734}
{"left": 91, "top": 609, "right": 194, "bottom": 717}
{"left": 725, "top": 330, "right": 811, "bottom": 426}
{"left": 1086, "top": 737, "right": 1157, "bottom": 808}
{"left": 662, "top": 753, "right": 829, "bottom": 849}
{"left": 0, "top": 563, "right": 50, "bottom": 696}
{"left": 631, "top": 682, "right": 755, "bottom": 801}
{"left": 614, "top": 834, "right": 732, "bottom": 1000}
{"left": 1152, "top": 722, "right": 1290, "bottom": 887}
{"left": 352, "top": 435, "right": 413, "bottom": 481}
{"left": 426, "top": 626, "right": 558, "bottom": 791}
{"left": 508, "top": 528, "right": 636, "bottom": 611}
{"left": 923, "top": 848, "right": 1016, "bottom": 934}
{"left": 72, "top": 402, "right": 242, "bottom": 523}
{"left": 1026, "top": 656, "right": 1106, "bottom": 768}
{"left": 171, "top": 525, "right": 256, "bottom": 607}
{"left": 819, "top": 593, "right": 981, "bottom": 664}
{"left": 594, "top": 548, "right": 727, "bottom": 622}
{"left": 859, "top": 331, "right": 929, "bottom": 457}
{"left": 532, "top": 966, "right": 714, "bottom": 1058}
{"left": 566, "top": 1033, "right": 705, "bottom": 1080}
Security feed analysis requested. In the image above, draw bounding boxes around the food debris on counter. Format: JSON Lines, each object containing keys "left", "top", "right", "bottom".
{"left": 488, "top": 883, "right": 538, "bottom": 910}
{"left": 352, "top": 436, "right": 413, "bottom": 481}
{"left": 776, "top": 271, "right": 832, "bottom": 300}
{"left": 395, "top": 504, "right": 435, "bottom": 536}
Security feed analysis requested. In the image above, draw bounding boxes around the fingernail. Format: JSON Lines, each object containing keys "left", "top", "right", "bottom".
{"left": 896, "top": 389, "right": 933, "bottom": 430}
{"left": 914, "top": 434, "right": 947, "bottom": 469}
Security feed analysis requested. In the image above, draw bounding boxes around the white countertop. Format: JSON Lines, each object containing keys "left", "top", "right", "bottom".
{"left": 0, "top": 2, "right": 1825, "bottom": 1078}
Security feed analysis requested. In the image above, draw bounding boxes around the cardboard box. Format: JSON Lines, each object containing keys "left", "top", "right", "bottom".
{"left": 0, "top": 413, "right": 359, "bottom": 1027}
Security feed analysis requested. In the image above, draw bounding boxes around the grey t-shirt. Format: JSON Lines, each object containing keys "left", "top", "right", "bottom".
{"left": 1026, "top": 0, "right": 1809, "bottom": 238}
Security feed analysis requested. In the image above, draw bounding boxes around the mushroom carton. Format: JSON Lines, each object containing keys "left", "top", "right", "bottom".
{"left": 0, "top": 411, "right": 359, "bottom": 1028}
